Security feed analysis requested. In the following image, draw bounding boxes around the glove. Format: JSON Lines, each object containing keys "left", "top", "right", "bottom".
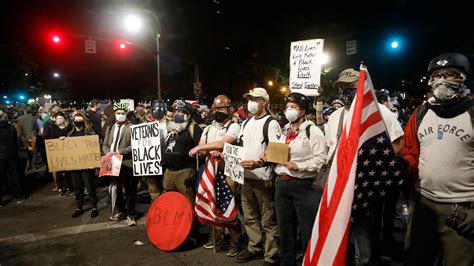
{"left": 456, "top": 208, "right": 474, "bottom": 237}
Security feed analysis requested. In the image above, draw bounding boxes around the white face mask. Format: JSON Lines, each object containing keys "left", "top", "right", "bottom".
{"left": 247, "top": 100, "right": 259, "bottom": 114}
{"left": 285, "top": 108, "right": 300, "bottom": 122}
{"left": 115, "top": 114, "right": 127, "bottom": 123}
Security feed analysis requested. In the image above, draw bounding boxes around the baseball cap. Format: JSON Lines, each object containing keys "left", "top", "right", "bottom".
{"left": 333, "top": 68, "right": 359, "bottom": 88}
{"left": 243, "top": 87, "right": 269, "bottom": 101}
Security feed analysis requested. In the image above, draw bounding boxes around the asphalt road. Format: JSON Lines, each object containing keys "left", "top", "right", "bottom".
{"left": 0, "top": 166, "right": 406, "bottom": 265}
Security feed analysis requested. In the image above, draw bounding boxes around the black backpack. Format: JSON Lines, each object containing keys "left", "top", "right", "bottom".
{"left": 239, "top": 115, "right": 275, "bottom": 146}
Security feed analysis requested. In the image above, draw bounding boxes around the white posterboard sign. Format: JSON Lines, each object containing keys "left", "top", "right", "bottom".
{"left": 289, "top": 39, "right": 325, "bottom": 96}
{"left": 222, "top": 142, "right": 245, "bottom": 185}
{"left": 131, "top": 122, "right": 162, "bottom": 176}
{"left": 120, "top": 99, "right": 135, "bottom": 111}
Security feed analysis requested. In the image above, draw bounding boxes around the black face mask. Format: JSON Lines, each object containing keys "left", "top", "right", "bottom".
{"left": 74, "top": 121, "right": 85, "bottom": 128}
{"left": 339, "top": 88, "right": 356, "bottom": 106}
{"left": 214, "top": 111, "right": 229, "bottom": 122}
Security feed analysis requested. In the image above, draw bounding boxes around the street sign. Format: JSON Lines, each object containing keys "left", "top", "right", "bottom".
{"left": 85, "top": 39, "right": 96, "bottom": 54}
{"left": 346, "top": 40, "right": 357, "bottom": 55}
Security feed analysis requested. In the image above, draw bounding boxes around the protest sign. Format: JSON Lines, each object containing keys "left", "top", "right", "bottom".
{"left": 99, "top": 153, "right": 123, "bottom": 177}
{"left": 266, "top": 142, "right": 289, "bottom": 164}
{"left": 289, "top": 39, "right": 325, "bottom": 96}
{"left": 131, "top": 122, "right": 163, "bottom": 176}
{"left": 222, "top": 142, "right": 245, "bottom": 184}
{"left": 45, "top": 135, "right": 101, "bottom": 172}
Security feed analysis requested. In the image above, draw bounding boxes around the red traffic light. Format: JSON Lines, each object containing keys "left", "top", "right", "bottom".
{"left": 119, "top": 43, "right": 126, "bottom": 49}
{"left": 52, "top": 36, "right": 61, "bottom": 43}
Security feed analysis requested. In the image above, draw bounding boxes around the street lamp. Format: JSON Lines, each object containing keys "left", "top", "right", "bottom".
{"left": 122, "top": 10, "right": 162, "bottom": 100}
{"left": 268, "top": 80, "right": 273, "bottom": 86}
{"left": 53, "top": 72, "right": 60, "bottom": 78}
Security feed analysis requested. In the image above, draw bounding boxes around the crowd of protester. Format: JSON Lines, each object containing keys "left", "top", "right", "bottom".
{"left": 0, "top": 52, "right": 473, "bottom": 265}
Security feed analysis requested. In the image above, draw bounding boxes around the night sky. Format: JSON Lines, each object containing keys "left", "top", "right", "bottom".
{"left": 1, "top": 0, "right": 473, "bottom": 103}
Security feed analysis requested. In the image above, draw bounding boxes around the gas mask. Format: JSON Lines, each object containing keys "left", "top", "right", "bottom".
{"left": 339, "top": 88, "right": 356, "bottom": 106}
{"left": 428, "top": 78, "right": 466, "bottom": 101}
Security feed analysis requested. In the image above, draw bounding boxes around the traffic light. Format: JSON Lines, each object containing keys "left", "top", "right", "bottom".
{"left": 48, "top": 32, "right": 63, "bottom": 46}
{"left": 119, "top": 42, "right": 127, "bottom": 49}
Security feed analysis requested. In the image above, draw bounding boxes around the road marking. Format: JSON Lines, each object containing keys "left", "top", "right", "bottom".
{"left": 0, "top": 219, "right": 146, "bottom": 245}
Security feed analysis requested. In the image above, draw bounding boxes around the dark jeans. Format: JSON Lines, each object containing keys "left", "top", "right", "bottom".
{"left": 115, "top": 167, "right": 139, "bottom": 217}
{"left": 72, "top": 170, "right": 97, "bottom": 210}
{"left": 17, "top": 158, "right": 28, "bottom": 194}
{"left": 0, "top": 159, "right": 25, "bottom": 201}
{"left": 275, "top": 176, "right": 322, "bottom": 266}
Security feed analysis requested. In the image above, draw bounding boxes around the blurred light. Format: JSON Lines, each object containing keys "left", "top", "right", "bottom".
{"left": 391, "top": 41, "right": 399, "bottom": 49}
{"left": 5, "top": 100, "right": 10, "bottom": 104}
{"left": 124, "top": 15, "right": 143, "bottom": 33}
{"left": 52, "top": 35, "right": 61, "bottom": 43}
{"left": 119, "top": 43, "right": 127, "bottom": 49}
{"left": 318, "top": 53, "right": 330, "bottom": 65}
{"left": 25, "top": 73, "right": 29, "bottom": 77}
{"left": 280, "top": 87, "right": 287, "bottom": 92}
{"left": 268, "top": 81, "right": 273, "bottom": 86}
{"left": 53, "top": 72, "right": 60, "bottom": 78}
{"left": 19, "top": 95, "right": 25, "bottom": 100}
{"left": 3, "top": 96, "right": 7, "bottom": 99}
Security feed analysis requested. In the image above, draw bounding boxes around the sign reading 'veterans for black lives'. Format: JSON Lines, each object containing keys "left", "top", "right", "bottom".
{"left": 289, "top": 39, "right": 325, "bottom": 96}
{"left": 131, "top": 122, "right": 162, "bottom": 176}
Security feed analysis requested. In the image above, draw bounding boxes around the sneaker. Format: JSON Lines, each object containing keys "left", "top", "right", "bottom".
{"left": 203, "top": 239, "right": 214, "bottom": 249}
{"left": 16, "top": 198, "right": 26, "bottom": 204}
{"left": 72, "top": 209, "right": 84, "bottom": 218}
{"left": 227, "top": 246, "right": 239, "bottom": 257}
{"left": 127, "top": 216, "right": 137, "bottom": 226}
{"left": 109, "top": 212, "right": 126, "bottom": 221}
{"left": 90, "top": 209, "right": 99, "bottom": 218}
{"left": 235, "top": 250, "right": 262, "bottom": 263}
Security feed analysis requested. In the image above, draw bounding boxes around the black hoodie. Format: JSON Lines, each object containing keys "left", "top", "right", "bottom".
{"left": 0, "top": 121, "right": 18, "bottom": 161}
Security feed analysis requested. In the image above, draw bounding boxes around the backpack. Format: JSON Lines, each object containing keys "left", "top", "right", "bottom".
{"left": 415, "top": 103, "right": 474, "bottom": 131}
{"left": 203, "top": 120, "right": 234, "bottom": 143}
{"left": 239, "top": 115, "right": 275, "bottom": 146}
{"left": 187, "top": 122, "right": 206, "bottom": 145}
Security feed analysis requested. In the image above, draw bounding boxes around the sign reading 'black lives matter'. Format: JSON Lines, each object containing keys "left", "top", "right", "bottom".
{"left": 131, "top": 122, "right": 162, "bottom": 176}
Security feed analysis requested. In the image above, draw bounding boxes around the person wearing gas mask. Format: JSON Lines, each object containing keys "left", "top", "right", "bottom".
{"left": 401, "top": 53, "right": 474, "bottom": 265}
{"left": 326, "top": 68, "right": 404, "bottom": 265}
{"left": 188, "top": 95, "right": 241, "bottom": 257}
{"left": 162, "top": 100, "right": 202, "bottom": 201}
{"left": 102, "top": 102, "right": 137, "bottom": 226}
{"left": 146, "top": 100, "right": 170, "bottom": 201}
{"left": 236, "top": 87, "right": 281, "bottom": 265}
{"left": 271, "top": 92, "right": 327, "bottom": 265}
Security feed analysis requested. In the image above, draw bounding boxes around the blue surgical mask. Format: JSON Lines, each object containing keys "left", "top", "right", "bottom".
{"left": 173, "top": 114, "right": 186, "bottom": 123}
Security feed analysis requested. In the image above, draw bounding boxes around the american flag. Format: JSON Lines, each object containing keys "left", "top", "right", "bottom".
{"left": 195, "top": 155, "right": 238, "bottom": 228}
{"left": 304, "top": 65, "right": 400, "bottom": 265}
{"left": 352, "top": 132, "right": 403, "bottom": 220}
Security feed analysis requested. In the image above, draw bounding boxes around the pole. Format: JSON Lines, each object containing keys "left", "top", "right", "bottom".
{"left": 156, "top": 33, "right": 162, "bottom": 100}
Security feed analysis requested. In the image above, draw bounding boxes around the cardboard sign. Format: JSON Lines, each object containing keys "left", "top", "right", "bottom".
{"left": 222, "top": 143, "right": 245, "bottom": 184}
{"left": 45, "top": 135, "right": 101, "bottom": 172}
{"left": 289, "top": 39, "right": 325, "bottom": 96}
{"left": 131, "top": 122, "right": 163, "bottom": 176}
{"left": 266, "top": 142, "right": 289, "bottom": 164}
{"left": 99, "top": 153, "right": 123, "bottom": 177}
{"left": 146, "top": 192, "right": 194, "bottom": 251}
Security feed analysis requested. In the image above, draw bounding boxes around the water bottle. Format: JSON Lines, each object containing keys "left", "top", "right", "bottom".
{"left": 401, "top": 204, "right": 409, "bottom": 224}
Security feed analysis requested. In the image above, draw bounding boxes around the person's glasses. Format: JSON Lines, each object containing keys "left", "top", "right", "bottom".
{"left": 430, "top": 71, "right": 460, "bottom": 80}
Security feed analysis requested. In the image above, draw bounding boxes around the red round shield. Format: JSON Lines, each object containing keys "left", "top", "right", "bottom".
{"left": 146, "top": 192, "right": 194, "bottom": 251}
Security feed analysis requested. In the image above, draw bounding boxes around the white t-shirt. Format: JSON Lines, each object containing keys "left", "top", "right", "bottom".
{"left": 200, "top": 120, "right": 241, "bottom": 143}
{"left": 240, "top": 115, "right": 282, "bottom": 180}
{"left": 417, "top": 109, "right": 474, "bottom": 202}
{"left": 325, "top": 103, "right": 404, "bottom": 159}
{"left": 274, "top": 121, "right": 328, "bottom": 178}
